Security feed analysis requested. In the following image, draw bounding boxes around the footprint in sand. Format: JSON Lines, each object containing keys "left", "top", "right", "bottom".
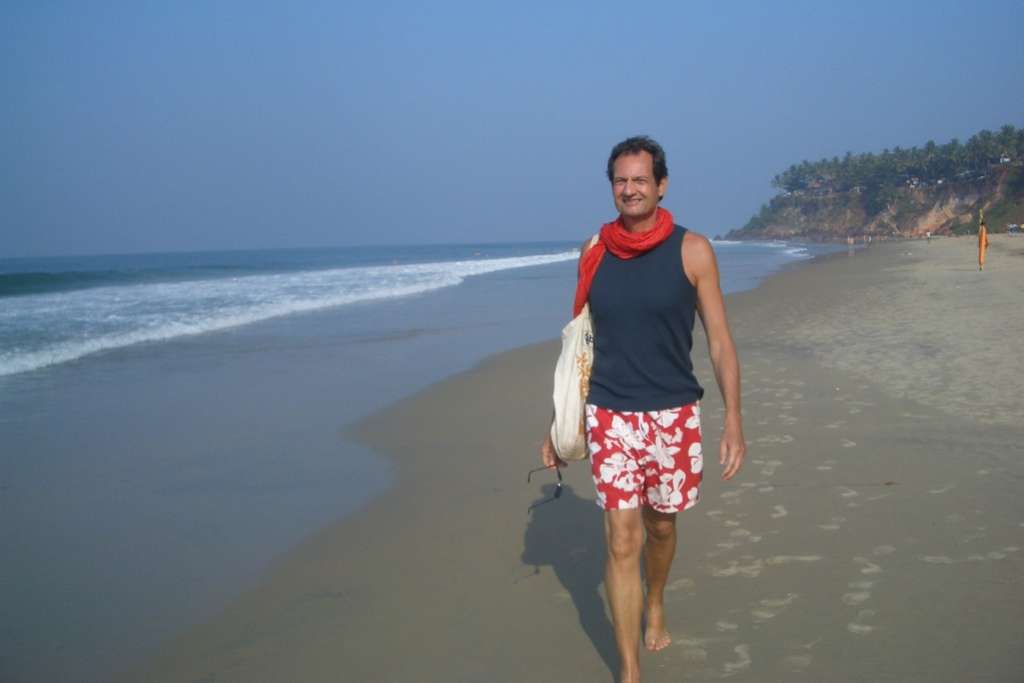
{"left": 756, "top": 435, "right": 794, "bottom": 445}
{"left": 853, "top": 556, "right": 883, "bottom": 575}
{"left": 665, "top": 577, "right": 696, "bottom": 592}
{"left": 771, "top": 505, "right": 788, "bottom": 519}
{"left": 842, "top": 591, "right": 871, "bottom": 606}
{"left": 675, "top": 635, "right": 716, "bottom": 663}
{"left": 712, "top": 559, "right": 764, "bottom": 578}
{"left": 751, "top": 593, "right": 798, "bottom": 622}
{"left": 568, "top": 546, "right": 587, "bottom": 561}
{"left": 722, "top": 644, "right": 752, "bottom": 677}
{"left": 730, "top": 529, "right": 753, "bottom": 539}
{"left": 711, "top": 555, "right": 819, "bottom": 576}
{"left": 818, "top": 516, "right": 845, "bottom": 531}
{"left": 847, "top": 609, "right": 876, "bottom": 635}
{"left": 923, "top": 547, "right": 1020, "bottom": 564}
{"left": 962, "top": 530, "right": 986, "bottom": 543}
{"left": 720, "top": 490, "right": 745, "bottom": 505}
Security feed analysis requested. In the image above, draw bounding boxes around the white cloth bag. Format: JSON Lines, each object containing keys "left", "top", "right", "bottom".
{"left": 550, "top": 236, "right": 599, "bottom": 461}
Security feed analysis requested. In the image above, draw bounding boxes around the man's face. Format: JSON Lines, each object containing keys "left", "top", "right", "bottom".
{"left": 611, "top": 151, "right": 668, "bottom": 220}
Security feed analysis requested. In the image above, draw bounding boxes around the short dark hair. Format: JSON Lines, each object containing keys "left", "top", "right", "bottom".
{"left": 606, "top": 136, "right": 668, "bottom": 184}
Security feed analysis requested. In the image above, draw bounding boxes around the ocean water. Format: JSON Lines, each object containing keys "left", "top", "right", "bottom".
{"left": 0, "top": 244, "right": 582, "bottom": 377}
{"left": 0, "top": 239, "right": 833, "bottom": 682}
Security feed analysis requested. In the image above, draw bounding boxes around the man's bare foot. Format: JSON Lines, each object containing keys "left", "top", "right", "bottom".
{"left": 644, "top": 603, "right": 672, "bottom": 651}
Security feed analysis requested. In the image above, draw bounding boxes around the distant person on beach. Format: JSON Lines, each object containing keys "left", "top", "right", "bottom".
{"left": 540, "top": 136, "right": 746, "bottom": 683}
{"left": 978, "top": 213, "right": 989, "bottom": 271}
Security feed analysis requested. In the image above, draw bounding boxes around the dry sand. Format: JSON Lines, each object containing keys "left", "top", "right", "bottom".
{"left": 120, "top": 236, "right": 1023, "bottom": 682}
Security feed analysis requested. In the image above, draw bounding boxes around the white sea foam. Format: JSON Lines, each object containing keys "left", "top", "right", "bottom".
{"left": 0, "top": 251, "right": 577, "bottom": 377}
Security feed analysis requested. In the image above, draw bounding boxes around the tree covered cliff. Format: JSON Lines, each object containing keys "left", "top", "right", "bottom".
{"left": 728, "top": 124, "right": 1024, "bottom": 241}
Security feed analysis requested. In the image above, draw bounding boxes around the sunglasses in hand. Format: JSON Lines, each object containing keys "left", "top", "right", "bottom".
{"left": 527, "top": 465, "right": 563, "bottom": 512}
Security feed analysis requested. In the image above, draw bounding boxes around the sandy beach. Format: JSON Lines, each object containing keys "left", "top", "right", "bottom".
{"left": 121, "top": 235, "right": 1024, "bottom": 682}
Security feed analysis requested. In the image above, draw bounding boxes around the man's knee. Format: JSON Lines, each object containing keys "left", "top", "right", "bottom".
{"left": 606, "top": 512, "right": 644, "bottom": 561}
{"left": 643, "top": 510, "right": 677, "bottom": 543}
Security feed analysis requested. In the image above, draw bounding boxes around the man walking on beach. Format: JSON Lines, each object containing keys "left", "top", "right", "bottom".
{"left": 541, "top": 136, "right": 746, "bottom": 682}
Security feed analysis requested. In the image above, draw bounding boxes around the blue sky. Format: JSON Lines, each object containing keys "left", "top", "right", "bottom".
{"left": 3, "top": 0, "right": 1022, "bottom": 256}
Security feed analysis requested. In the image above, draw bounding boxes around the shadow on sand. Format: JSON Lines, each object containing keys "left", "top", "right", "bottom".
{"left": 521, "top": 482, "right": 617, "bottom": 677}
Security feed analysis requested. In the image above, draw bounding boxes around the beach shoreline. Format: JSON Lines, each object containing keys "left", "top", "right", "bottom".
{"left": 119, "top": 236, "right": 1023, "bottom": 682}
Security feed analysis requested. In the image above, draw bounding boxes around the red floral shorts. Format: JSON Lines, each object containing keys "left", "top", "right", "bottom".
{"left": 585, "top": 402, "right": 702, "bottom": 513}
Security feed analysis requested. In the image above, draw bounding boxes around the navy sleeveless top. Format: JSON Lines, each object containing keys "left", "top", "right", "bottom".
{"left": 586, "top": 225, "right": 704, "bottom": 411}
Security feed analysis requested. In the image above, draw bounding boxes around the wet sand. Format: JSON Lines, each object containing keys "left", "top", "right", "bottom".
{"left": 121, "top": 236, "right": 1024, "bottom": 682}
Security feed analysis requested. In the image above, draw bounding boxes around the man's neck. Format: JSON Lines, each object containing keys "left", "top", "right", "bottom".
{"left": 621, "top": 209, "right": 658, "bottom": 233}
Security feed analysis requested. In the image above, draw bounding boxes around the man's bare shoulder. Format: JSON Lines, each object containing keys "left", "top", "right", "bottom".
{"left": 682, "top": 229, "right": 713, "bottom": 253}
{"left": 579, "top": 232, "right": 602, "bottom": 258}
{"left": 682, "top": 230, "right": 717, "bottom": 279}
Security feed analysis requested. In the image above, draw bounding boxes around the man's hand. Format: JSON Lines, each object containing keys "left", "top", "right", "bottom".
{"left": 719, "top": 416, "right": 746, "bottom": 480}
{"left": 540, "top": 432, "right": 568, "bottom": 469}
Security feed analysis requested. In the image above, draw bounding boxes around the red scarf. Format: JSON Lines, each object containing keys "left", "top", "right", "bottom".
{"left": 573, "top": 207, "right": 675, "bottom": 317}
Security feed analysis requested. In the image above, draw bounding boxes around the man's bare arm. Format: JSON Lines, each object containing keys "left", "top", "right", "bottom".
{"left": 683, "top": 232, "right": 746, "bottom": 480}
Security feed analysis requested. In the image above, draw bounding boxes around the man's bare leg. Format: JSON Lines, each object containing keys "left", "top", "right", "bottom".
{"left": 605, "top": 509, "right": 644, "bottom": 683}
{"left": 642, "top": 508, "right": 677, "bottom": 651}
